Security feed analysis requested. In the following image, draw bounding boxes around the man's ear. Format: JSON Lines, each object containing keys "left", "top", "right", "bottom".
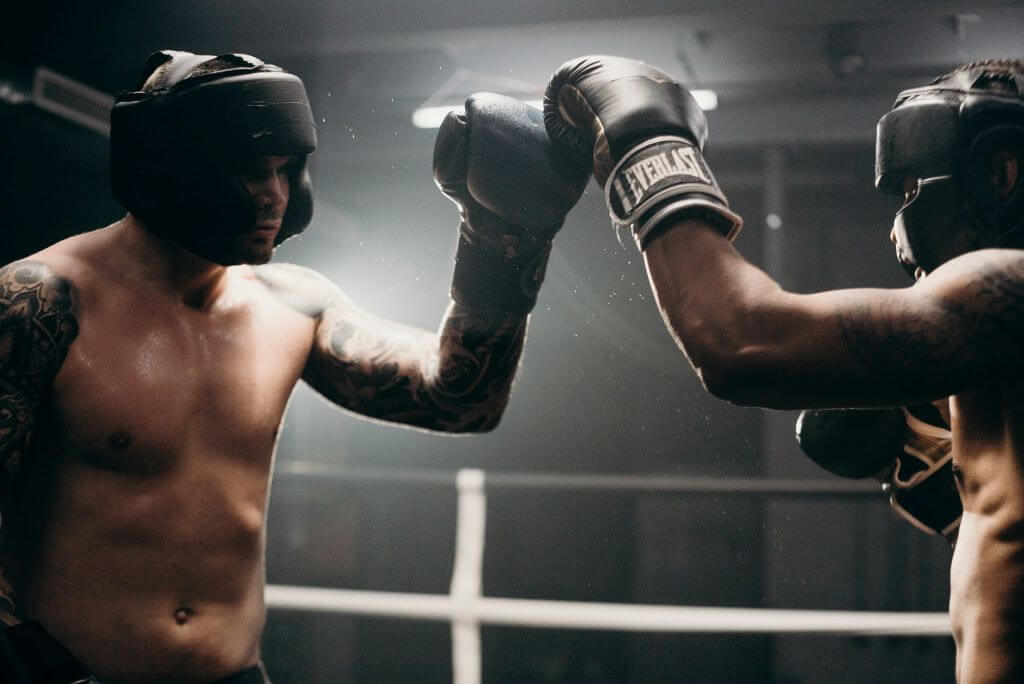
{"left": 990, "top": 146, "right": 1020, "bottom": 201}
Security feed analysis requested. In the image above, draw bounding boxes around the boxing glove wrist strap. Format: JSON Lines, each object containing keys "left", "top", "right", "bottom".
{"left": 603, "top": 135, "right": 743, "bottom": 250}
{"left": 450, "top": 235, "right": 552, "bottom": 315}
{"left": 885, "top": 406, "right": 961, "bottom": 542}
{"left": 888, "top": 456, "right": 962, "bottom": 541}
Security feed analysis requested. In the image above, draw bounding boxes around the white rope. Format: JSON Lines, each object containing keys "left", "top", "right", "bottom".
{"left": 265, "top": 464, "right": 951, "bottom": 684}
{"left": 265, "top": 585, "right": 453, "bottom": 619}
{"left": 276, "top": 462, "right": 879, "bottom": 497}
{"left": 264, "top": 585, "right": 951, "bottom": 636}
{"left": 472, "top": 597, "right": 950, "bottom": 636}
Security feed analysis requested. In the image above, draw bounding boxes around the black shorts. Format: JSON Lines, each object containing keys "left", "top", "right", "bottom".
{"left": 0, "top": 621, "right": 269, "bottom": 683}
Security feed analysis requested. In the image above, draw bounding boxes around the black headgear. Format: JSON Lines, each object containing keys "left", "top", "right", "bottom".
{"left": 110, "top": 50, "right": 317, "bottom": 261}
{"left": 875, "top": 62, "right": 1024, "bottom": 276}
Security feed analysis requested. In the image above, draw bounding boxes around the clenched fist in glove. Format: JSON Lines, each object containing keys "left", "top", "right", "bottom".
{"left": 796, "top": 404, "right": 960, "bottom": 544}
{"left": 433, "top": 93, "right": 590, "bottom": 315}
{"left": 543, "top": 56, "right": 742, "bottom": 249}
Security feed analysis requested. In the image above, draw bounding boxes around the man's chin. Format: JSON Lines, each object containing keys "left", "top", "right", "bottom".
{"left": 243, "top": 247, "right": 275, "bottom": 265}
{"left": 234, "top": 242, "right": 276, "bottom": 265}
{"left": 238, "top": 234, "right": 277, "bottom": 264}
{"left": 189, "top": 235, "right": 276, "bottom": 266}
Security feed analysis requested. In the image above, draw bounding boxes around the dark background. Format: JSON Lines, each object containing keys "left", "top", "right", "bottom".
{"left": 5, "top": 1, "right": 1022, "bottom": 682}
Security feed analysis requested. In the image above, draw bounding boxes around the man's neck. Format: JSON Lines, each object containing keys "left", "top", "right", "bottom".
{"left": 117, "top": 215, "right": 232, "bottom": 309}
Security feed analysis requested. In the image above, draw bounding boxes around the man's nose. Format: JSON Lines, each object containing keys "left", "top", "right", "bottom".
{"left": 253, "top": 174, "right": 287, "bottom": 208}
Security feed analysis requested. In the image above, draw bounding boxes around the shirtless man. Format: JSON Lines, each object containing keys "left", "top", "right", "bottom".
{"left": 544, "top": 57, "right": 1024, "bottom": 682}
{"left": 0, "top": 51, "right": 588, "bottom": 683}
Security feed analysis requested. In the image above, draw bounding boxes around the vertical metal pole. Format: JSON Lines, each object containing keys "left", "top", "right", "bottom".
{"left": 760, "top": 147, "right": 792, "bottom": 679}
{"left": 760, "top": 146, "right": 790, "bottom": 483}
{"left": 451, "top": 469, "right": 486, "bottom": 684}
{"left": 760, "top": 147, "right": 790, "bottom": 481}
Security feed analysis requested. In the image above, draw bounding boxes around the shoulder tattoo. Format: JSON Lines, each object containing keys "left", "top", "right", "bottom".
{"left": 0, "top": 261, "right": 79, "bottom": 387}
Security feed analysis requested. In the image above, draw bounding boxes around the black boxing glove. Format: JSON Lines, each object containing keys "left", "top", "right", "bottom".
{"left": 887, "top": 405, "right": 960, "bottom": 542}
{"left": 433, "top": 93, "right": 590, "bottom": 315}
{"left": 543, "top": 55, "right": 742, "bottom": 249}
{"left": 796, "top": 405, "right": 961, "bottom": 544}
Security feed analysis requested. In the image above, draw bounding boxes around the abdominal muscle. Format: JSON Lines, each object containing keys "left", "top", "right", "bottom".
{"left": 950, "top": 510, "right": 1024, "bottom": 684}
{"left": 6, "top": 441, "right": 273, "bottom": 682}
{"left": 948, "top": 384, "right": 1024, "bottom": 683}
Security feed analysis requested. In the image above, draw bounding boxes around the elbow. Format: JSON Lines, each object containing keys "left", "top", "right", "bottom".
{"left": 690, "top": 342, "right": 787, "bottom": 408}
{"left": 472, "top": 403, "right": 508, "bottom": 433}
{"left": 698, "top": 360, "right": 759, "bottom": 406}
{"left": 421, "top": 374, "right": 513, "bottom": 434}
{"left": 666, "top": 295, "right": 795, "bottom": 409}
{"left": 676, "top": 316, "right": 753, "bottom": 404}
{"left": 446, "top": 405, "right": 507, "bottom": 434}
{"left": 692, "top": 346, "right": 744, "bottom": 404}
{"left": 471, "top": 414, "right": 502, "bottom": 434}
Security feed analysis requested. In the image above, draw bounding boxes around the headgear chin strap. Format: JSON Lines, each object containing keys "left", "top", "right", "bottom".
{"left": 110, "top": 50, "right": 318, "bottom": 263}
{"left": 875, "top": 63, "right": 1024, "bottom": 275}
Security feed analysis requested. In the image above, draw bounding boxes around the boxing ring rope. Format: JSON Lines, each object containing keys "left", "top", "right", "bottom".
{"left": 266, "top": 463, "right": 952, "bottom": 684}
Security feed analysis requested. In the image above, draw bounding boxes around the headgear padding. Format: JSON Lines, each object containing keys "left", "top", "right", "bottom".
{"left": 875, "top": 61, "right": 1024, "bottom": 274}
{"left": 110, "top": 50, "right": 317, "bottom": 253}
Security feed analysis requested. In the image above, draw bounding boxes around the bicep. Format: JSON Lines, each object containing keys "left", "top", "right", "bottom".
{"left": 0, "top": 386, "right": 30, "bottom": 624}
{"left": 259, "top": 263, "right": 439, "bottom": 415}
{"left": 302, "top": 297, "right": 442, "bottom": 421}
{"left": 736, "top": 250, "right": 1024, "bottom": 407}
{"left": 0, "top": 384, "right": 36, "bottom": 491}
{"left": 840, "top": 250, "right": 1024, "bottom": 392}
{"left": 262, "top": 262, "right": 476, "bottom": 427}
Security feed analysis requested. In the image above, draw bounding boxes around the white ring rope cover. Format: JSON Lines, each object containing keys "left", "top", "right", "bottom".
{"left": 267, "top": 465, "right": 951, "bottom": 684}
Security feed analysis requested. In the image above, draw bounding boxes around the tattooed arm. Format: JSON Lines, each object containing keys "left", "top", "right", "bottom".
{"left": 640, "top": 220, "right": 1024, "bottom": 409}
{"left": 256, "top": 263, "right": 527, "bottom": 432}
{"left": 0, "top": 260, "right": 79, "bottom": 623}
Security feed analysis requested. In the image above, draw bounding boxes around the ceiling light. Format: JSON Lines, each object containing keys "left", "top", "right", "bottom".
{"left": 412, "top": 91, "right": 718, "bottom": 129}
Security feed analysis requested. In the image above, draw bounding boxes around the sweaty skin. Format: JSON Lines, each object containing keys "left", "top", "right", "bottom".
{"left": 0, "top": 162, "right": 528, "bottom": 681}
{"left": 642, "top": 219, "right": 1024, "bottom": 684}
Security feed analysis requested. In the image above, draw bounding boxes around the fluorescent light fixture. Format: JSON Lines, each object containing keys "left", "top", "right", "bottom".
{"left": 412, "top": 90, "right": 718, "bottom": 129}
{"left": 413, "top": 99, "right": 542, "bottom": 129}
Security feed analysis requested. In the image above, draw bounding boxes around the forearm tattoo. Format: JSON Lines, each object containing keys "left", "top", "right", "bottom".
{"left": 836, "top": 255, "right": 1024, "bottom": 387}
{"left": 307, "top": 304, "right": 527, "bottom": 432}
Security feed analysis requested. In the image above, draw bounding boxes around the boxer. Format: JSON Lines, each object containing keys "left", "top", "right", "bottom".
{"left": 545, "top": 56, "right": 1024, "bottom": 682}
{"left": 0, "top": 50, "right": 589, "bottom": 682}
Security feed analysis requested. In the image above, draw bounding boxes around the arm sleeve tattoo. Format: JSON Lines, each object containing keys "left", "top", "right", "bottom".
{"left": 260, "top": 263, "right": 529, "bottom": 432}
{"left": 0, "top": 261, "right": 78, "bottom": 472}
{"left": 0, "top": 260, "right": 78, "bottom": 619}
{"left": 836, "top": 252, "right": 1024, "bottom": 392}
{"left": 305, "top": 301, "right": 528, "bottom": 433}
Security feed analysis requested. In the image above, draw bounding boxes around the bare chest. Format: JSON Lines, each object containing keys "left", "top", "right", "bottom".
{"left": 45, "top": 289, "right": 313, "bottom": 472}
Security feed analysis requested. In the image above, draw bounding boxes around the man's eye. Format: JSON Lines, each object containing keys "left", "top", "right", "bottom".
{"left": 234, "top": 165, "right": 261, "bottom": 179}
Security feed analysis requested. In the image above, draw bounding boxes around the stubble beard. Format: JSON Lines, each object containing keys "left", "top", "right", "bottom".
{"left": 188, "top": 231, "right": 277, "bottom": 266}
